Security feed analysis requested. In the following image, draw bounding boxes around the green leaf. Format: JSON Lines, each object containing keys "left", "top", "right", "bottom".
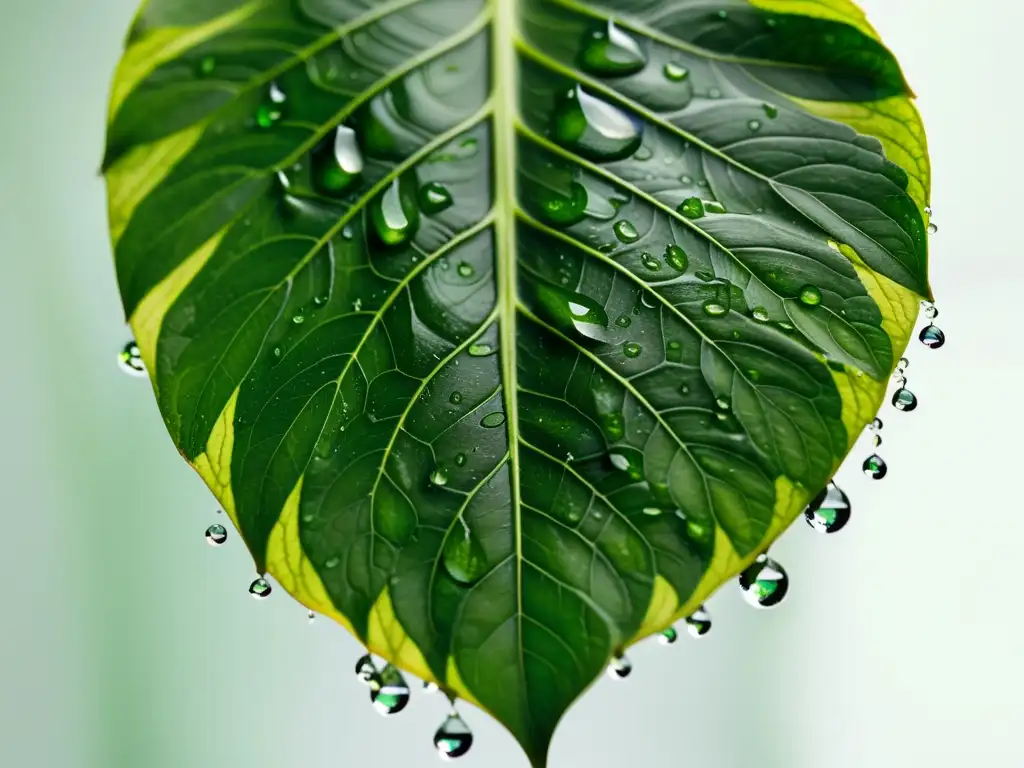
{"left": 104, "top": 0, "right": 930, "bottom": 764}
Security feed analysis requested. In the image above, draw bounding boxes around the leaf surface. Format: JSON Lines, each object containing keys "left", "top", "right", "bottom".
{"left": 104, "top": 0, "right": 930, "bottom": 763}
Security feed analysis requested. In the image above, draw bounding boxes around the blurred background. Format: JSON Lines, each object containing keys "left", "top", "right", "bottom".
{"left": 1, "top": 0, "right": 1021, "bottom": 766}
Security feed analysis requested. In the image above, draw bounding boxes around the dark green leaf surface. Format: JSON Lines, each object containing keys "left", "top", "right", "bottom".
{"left": 104, "top": 0, "right": 929, "bottom": 764}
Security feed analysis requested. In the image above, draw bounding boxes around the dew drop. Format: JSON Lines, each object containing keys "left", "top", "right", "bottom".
{"left": 449, "top": 391, "right": 463, "bottom": 404}
{"left": 658, "top": 626, "right": 678, "bottom": 645}
{"left": 872, "top": 434, "right": 882, "bottom": 447}
{"left": 892, "top": 387, "right": 918, "bottom": 412}
{"left": 249, "top": 577, "right": 272, "bottom": 600}
{"left": 666, "top": 340, "right": 682, "bottom": 362}
{"left": 924, "top": 305, "right": 939, "bottom": 320}
{"left": 919, "top": 324, "right": 945, "bottom": 349}
{"left": 607, "top": 653, "right": 632, "bottom": 679}
{"left": 685, "top": 607, "right": 712, "bottom": 637}
{"left": 292, "top": 314, "right": 305, "bottom": 325}
{"left": 897, "top": 356, "right": 909, "bottom": 370}
{"left": 256, "top": 83, "right": 286, "bottom": 128}
{"left": 927, "top": 222, "right": 938, "bottom": 234}
{"left": 454, "top": 453, "right": 467, "bottom": 467}
{"left": 434, "top": 712, "right": 474, "bottom": 760}
{"left": 804, "top": 482, "right": 851, "bottom": 534}
{"left": 370, "top": 664, "right": 410, "bottom": 716}
{"left": 799, "top": 284, "right": 823, "bottom": 306}
{"left": 751, "top": 306, "right": 770, "bottom": 323}
{"left": 197, "top": 56, "right": 216, "bottom": 76}
{"left": 622, "top": 341, "right": 642, "bottom": 358}
{"left": 663, "top": 62, "right": 689, "bottom": 81}
{"left": 702, "top": 300, "right": 727, "bottom": 317}
{"left": 419, "top": 181, "right": 453, "bottom": 214}
{"left": 355, "top": 653, "right": 379, "bottom": 685}
{"left": 430, "top": 468, "right": 448, "bottom": 487}
{"left": 677, "top": 197, "right": 705, "bottom": 219}
{"left": 468, "top": 343, "right": 494, "bottom": 356}
{"left": 613, "top": 220, "right": 640, "bottom": 243}
{"left": 664, "top": 244, "right": 688, "bottom": 272}
{"left": 312, "top": 126, "right": 363, "bottom": 196}
{"left": 870, "top": 417, "right": 883, "bottom": 430}
{"left": 443, "top": 525, "right": 488, "bottom": 585}
{"left": 481, "top": 412, "right": 506, "bottom": 428}
{"left": 579, "top": 20, "right": 647, "bottom": 77}
{"left": 205, "top": 524, "right": 227, "bottom": 546}
{"left": 640, "top": 252, "right": 661, "bottom": 271}
{"left": 456, "top": 262, "right": 475, "bottom": 278}
{"left": 615, "top": 313, "right": 632, "bottom": 328}
{"left": 762, "top": 103, "right": 779, "bottom": 119}
{"left": 739, "top": 555, "right": 789, "bottom": 608}
{"left": 862, "top": 453, "right": 888, "bottom": 480}
{"left": 371, "top": 177, "right": 420, "bottom": 247}
{"left": 602, "top": 412, "right": 625, "bottom": 440}
{"left": 748, "top": 119, "right": 762, "bottom": 132}
{"left": 118, "top": 340, "right": 146, "bottom": 376}
{"left": 553, "top": 86, "right": 643, "bottom": 162}
{"left": 537, "top": 181, "right": 589, "bottom": 227}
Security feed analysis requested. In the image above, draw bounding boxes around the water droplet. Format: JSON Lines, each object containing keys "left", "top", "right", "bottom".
{"left": 454, "top": 453, "right": 467, "bottom": 467}
{"left": 666, "top": 340, "right": 682, "bottom": 362}
{"left": 622, "top": 341, "right": 642, "bottom": 358}
{"left": 707, "top": 87, "right": 722, "bottom": 99}
{"left": 450, "top": 391, "right": 463, "bottom": 404}
{"left": 919, "top": 324, "right": 945, "bottom": 349}
{"left": 799, "top": 284, "right": 823, "bottom": 306}
{"left": 664, "top": 244, "right": 688, "bottom": 272}
{"left": 751, "top": 306, "right": 770, "bottom": 323}
{"left": 256, "top": 83, "right": 286, "bottom": 128}
{"left": 872, "top": 434, "right": 882, "bottom": 447}
{"left": 481, "top": 411, "right": 506, "bottom": 429}
{"left": 748, "top": 119, "right": 762, "bottom": 132}
{"left": 249, "top": 577, "right": 272, "bottom": 599}
{"left": 702, "top": 300, "right": 727, "bottom": 317}
{"left": 677, "top": 197, "right": 705, "bottom": 219}
{"left": 308, "top": 610, "right": 316, "bottom": 623}
{"left": 738, "top": 555, "right": 789, "bottom": 608}
{"left": 419, "top": 181, "right": 453, "bottom": 214}
{"left": 434, "top": 712, "right": 474, "bottom": 760}
{"left": 762, "top": 103, "right": 779, "bottom": 119}
{"left": 804, "top": 482, "right": 851, "bottom": 534}
{"left": 205, "top": 524, "right": 227, "bottom": 546}
{"left": 870, "top": 417, "right": 883, "bottom": 430}
{"left": 443, "top": 525, "right": 488, "bottom": 585}
{"left": 658, "top": 626, "right": 678, "bottom": 645}
{"left": 198, "top": 56, "right": 216, "bottom": 76}
{"left": 927, "top": 222, "right": 938, "bottom": 234}
{"left": 313, "top": 126, "right": 363, "bottom": 196}
{"left": 924, "top": 305, "right": 939, "bottom": 320}
{"left": 371, "top": 177, "right": 419, "bottom": 247}
{"left": 663, "top": 62, "right": 689, "bottom": 81}
{"left": 537, "top": 181, "right": 589, "bottom": 227}
{"left": 613, "top": 220, "right": 640, "bottom": 243}
{"left": 118, "top": 340, "right": 146, "bottom": 376}
{"left": 292, "top": 314, "right": 305, "bottom": 324}
{"left": 685, "top": 607, "right": 712, "bottom": 637}
{"left": 607, "top": 653, "right": 632, "bottom": 679}
{"left": 862, "top": 453, "right": 888, "bottom": 480}
{"left": 553, "top": 85, "right": 643, "bottom": 162}
{"left": 468, "top": 342, "right": 494, "bottom": 356}
{"left": 615, "top": 313, "right": 632, "bottom": 328}
{"left": 371, "top": 664, "right": 410, "bottom": 716}
{"left": 892, "top": 387, "right": 918, "bottom": 412}
{"left": 430, "top": 468, "right": 448, "bottom": 487}
{"left": 601, "top": 412, "right": 625, "bottom": 440}
{"left": 897, "top": 357, "right": 909, "bottom": 370}
{"left": 355, "top": 654, "right": 379, "bottom": 685}
{"left": 704, "top": 200, "right": 727, "bottom": 214}
{"left": 640, "top": 252, "right": 661, "bottom": 272}
{"left": 579, "top": 20, "right": 647, "bottom": 77}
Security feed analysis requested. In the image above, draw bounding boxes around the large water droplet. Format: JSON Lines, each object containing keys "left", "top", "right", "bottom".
{"left": 804, "top": 482, "right": 851, "bottom": 534}
{"left": 205, "top": 524, "right": 227, "bottom": 546}
{"left": 419, "top": 181, "right": 453, "bottom": 214}
{"left": 249, "top": 577, "right": 272, "bottom": 599}
{"left": 553, "top": 86, "right": 643, "bottom": 162}
{"left": 607, "top": 653, "right": 632, "bottom": 679}
{"left": 536, "top": 181, "right": 588, "bottom": 227}
{"left": 434, "top": 712, "right": 473, "bottom": 760}
{"left": 443, "top": 525, "right": 488, "bottom": 585}
{"left": 892, "top": 388, "right": 918, "bottom": 412}
{"left": 685, "top": 607, "right": 712, "bottom": 637}
{"left": 118, "top": 339, "right": 146, "bottom": 376}
{"left": 919, "top": 324, "right": 945, "bottom": 349}
{"left": 739, "top": 555, "right": 789, "bottom": 608}
{"left": 312, "top": 126, "right": 363, "bottom": 196}
{"left": 799, "top": 285, "right": 823, "bottom": 306}
{"left": 613, "top": 219, "right": 639, "bottom": 243}
{"left": 862, "top": 454, "right": 888, "bottom": 480}
{"left": 664, "top": 244, "right": 688, "bottom": 272}
{"left": 481, "top": 411, "right": 506, "bottom": 428}
{"left": 370, "top": 664, "right": 410, "bottom": 715}
{"left": 677, "top": 197, "right": 705, "bottom": 219}
{"left": 371, "top": 177, "right": 419, "bottom": 246}
{"left": 579, "top": 20, "right": 647, "bottom": 77}
{"left": 536, "top": 284, "right": 611, "bottom": 342}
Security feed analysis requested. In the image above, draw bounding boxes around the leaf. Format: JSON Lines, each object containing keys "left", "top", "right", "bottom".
{"left": 104, "top": 0, "right": 930, "bottom": 764}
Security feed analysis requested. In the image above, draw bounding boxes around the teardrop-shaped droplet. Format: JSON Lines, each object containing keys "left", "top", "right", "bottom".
{"left": 434, "top": 712, "right": 473, "bottom": 760}
{"left": 677, "top": 197, "right": 705, "bottom": 219}
{"left": 870, "top": 417, "right": 883, "bottom": 430}
{"left": 685, "top": 607, "right": 712, "bottom": 637}
{"left": 804, "top": 482, "right": 851, "bottom": 534}
{"left": 355, "top": 653, "right": 379, "bottom": 685}
{"left": 553, "top": 85, "right": 643, "bottom": 162}
{"left": 419, "top": 181, "right": 453, "bottom": 214}
{"left": 927, "top": 222, "right": 938, "bottom": 234}
{"left": 607, "top": 653, "right": 632, "bottom": 679}
{"left": 640, "top": 252, "right": 661, "bottom": 271}
{"left": 622, "top": 341, "right": 642, "bottom": 358}
{"left": 799, "top": 284, "right": 823, "bottom": 306}
{"left": 658, "top": 626, "right": 678, "bottom": 645}
{"left": 312, "top": 125, "right": 363, "bottom": 196}
{"left": 371, "top": 177, "right": 419, "bottom": 247}
{"left": 536, "top": 181, "right": 588, "bottom": 227}
{"left": 924, "top": 305, "right": 939, "bottom": 320}
{"left": 443, "top": 526, "right": 488, "bottom": 585}
{"left": 370, "top": 664, "right": 410, "bottom": 716}
{"left": 862, "top": 453, "right": 888, "bottom": 480}
{"left": 579, "top": 20, "right": 647, "bottom": 77}
{"left": 430, "top": 468, "right": 448, "bottom": 487}
{"left": 613, "top": 219, "right": 639, "bottom": 243}
{"left": 872, "top": 434, "right": 882, "bottom": 447}
{"left": 249, "top": 577, "right": 272, "bottom": 600}
{"left": 256, "top": 83, "right": 286, "bottom": 128}
{"left": 456, "top": 262, "right": 475, "bottom": 278}
{"left": 205, "top": 523, "right": 227, "bottom": 546}
{"left": 118, "top": 339, "right": 146, "bottom": 376}
{"left": 664, "top": 244, "right": 688, "bottom": 272}
{"left": 751, "top": 306, "right": 770, "bottom": 323}
{"left": 535, "top": 283, "right": 611, "bottom": 343}
{"left": 892, "top": 387, "right": 918, "bottom": 412}
{"left": 739, "top": 555, "right": 789, "bottom": 608}
{"left": 919, "top": 324, "right": 945, "bottom": 349}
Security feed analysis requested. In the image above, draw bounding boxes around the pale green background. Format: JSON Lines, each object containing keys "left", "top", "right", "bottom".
{"left": 2, "top": 1, "right": 1021, "bottom": 766}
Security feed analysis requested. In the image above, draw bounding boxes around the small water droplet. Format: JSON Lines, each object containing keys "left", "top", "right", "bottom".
{"left": 862, "top": 454, "right": 888, "bottom": 480}
{"left": 205, "top": 524, "right": 227, "bottom": 546}
{"left": 804, "top": 482, "right": 851, "bottom": 534}
{"left": 870, "top": 417, "right": 883, "bottom": 430}
{"left": 443, "top": 525, "right": 488, "bottom": 585}
{"left": 249, "top": 577, "right": 272, "bottom": 599}
{"left": 118, "top": 340, "right": 146, "bottom": 376}
{"left": 762, "top": 103, "right": 779, "bottom": 119}
{"left": 615, "top": 313, "right": 632, "bottom": 328}
{"left": 450, "top": 391, "right": 463, "bottom": 404}
{"left": 685, "top": 607, "right": 712, "bottom": 637}
{"left": 553, "top": 85, "right": 643, "bottom": 162}
{"left": 468, "top": 342, "right": 494, "bottom": 356}
{"left": 613, "top": 220, "right": 640, "bottom": 243}
{"left": 897, "top": 357, "right": 909, "bottom": 370}
{"left": 799, "top": 284, "right": 823, "bottom": 306}
{"left": 434, "top": 712, "right": 474, "bottom": 760}
{"left": 927, "top": 222, "right": 938, "bottom": 234}
{"left": 454, "top": 453, "right": 467, "bottom": 467}
{"left": 537, "top": 181, "right": 589, "bottom": 227}
{"left": 313, "top": 126, "right": 363, "bottom": 196}
{"left": 355, "top": 654, "right": 378, "bottom": 685}
{"left": 664, "top": 244, "right": 688, "bottom": 272}
{"left": 702, "top": 300, "right": 727, "bottom": 317}
{"left": 607, "top": 653, "right": 632, "bottom": 679}
{"left": 892, "top": 388, "right": 918, "bottom": 412}
{"left": 919, "top": 324, "right": 945, "bottom": 349}
{"left": 622, "top": 341, "right": 641, "bottom": 358}
{"left": 324, "top": 556, "right": 340, "bottom": 569}
{"left": 419, "top": 181, "right": 453, "bottom": 214}
{"left": 481, "top": 411, "right": 506, "bottom": 429}
{"left": 430, "top": 468, "right": 449, "bottom": 487}
{"left": 748, "top": 119, "right": 761, "bottom": 132}
{"left": 707, "top": 87, "right": 722, "bottom": 99}
{"left": 371, "top": 664, "right": 410, "bottom": 716}
{"left": 579, "top": 20, "right": 647, "bottom": 77}
{"left": 371, "top": 177, "right": 419, "bottom": 247}
{"left": 751, "top": 306, "right": 770, "bottom": 323}
{"left": 256, "top": 83, "right": 286, "bottom": 127}
{"left": 658, "top": 627, "right": 678, "bottom": 645}
{"left": 924, "top": 305, "right": 939, "bottom": 320}
{"left": 677, "top": 197, "right": 705, "bottom": 219}
{"left": 739, "top": 555, "right": 789, "bottom": 608}
{"left": 640, "top": 252, "right": 661, "bottom": 271}
{"left": 872, "top": 434, "right": 882, "bottom": 447}
{"left": 198, "top": 56, "right": 216, "bottom": 76}
{"left": 292, "top": 314, "right": 305, "bottom": 324}
{"left": 307, "top": 610, "right": 316, "bottom": 623}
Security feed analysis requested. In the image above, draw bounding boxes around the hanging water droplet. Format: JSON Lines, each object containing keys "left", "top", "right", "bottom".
{"left": 862, "top": 454, "right": 888, "bottom": 480}
{"left": 927, "top": 222, "right": 938, "bottom": 234}
{"left": 622, "top": 341, "right": 642, "bottom": 358}
{"left": 872, "top": 434, "right": 882, "bottom": 447}
{"left": 370, "top": 664, "right": 410, "bottom": 716}
{"left": 249, "top": 577, "right": 271, "bottom": 599}
{"left": 663, "top": 62, "right": 689, "bottom": 81}
{"left": 307, "top": 610, "right": 316, "bottom": 623}
{"left": 355, "top": 653, "right": 379, "bottom": 685}
{"left": 443, "top": 525, "right": 488, "bottom": 585}
{"left": 579, "top": 20, "right": 647, "bottom": 77}
{"left": 434, "top": 712, "right": 473, "bottom": 760}
{"left": 892, "top": 387, "right": 918, "bottom": 412}
{"left": 118, "top": 340, "right": 146, "bottom": 376}
{"left": 607, "top": 653, "right": 632, "bottom": 679}
{"left": 685, "top": 607, "right": 712, "bottom": 637}
{"left": 897, "top": 356, "right": 909, "bottom": 370}
{"left": 799, "top": 284, "right": 823, "bottom": 306}
{"left": 371, "top": 176, "right": 419, "bottom": 247}
{"left": 924, "top": 305, "right": 939, "bottom": 320}
{"left": 738, "top": 555, "right": 789, "bottom": 608}
{"left": 553, "top": 85, "right": 643, "bottom": 162}
{"left": 677, "top": 197, "right": 705, "bottom": 219}
{"left": 430, "top": 468, "right": 448, "bottom": 487}
{"left": 919, "top": 324, "right": 945, "bottom": 349}
{"left": 613, "top": 220, "right": 640, "bottom": 243}
{"left": 419, "top": 181, "right": 453, "bottom": 214}
{"left": 205, "top": 524, "right": 227, "bottom": 546}
{"left": 870, "top": 417, "right": 883, "bottom": 430}
{"left": 312, "top": 125, "right": 363, "bottom": 196}
{"left": 480, "top": 411, "right": 505, "bottom": 428}
{"left": 664, "top": 244, "right": 688, "bottom": 272}
{"left": 658, "top": 626, "right": 678, "bottom": 645}
{"left": 804, "top": 482, "right": 851, "bottom": 534}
